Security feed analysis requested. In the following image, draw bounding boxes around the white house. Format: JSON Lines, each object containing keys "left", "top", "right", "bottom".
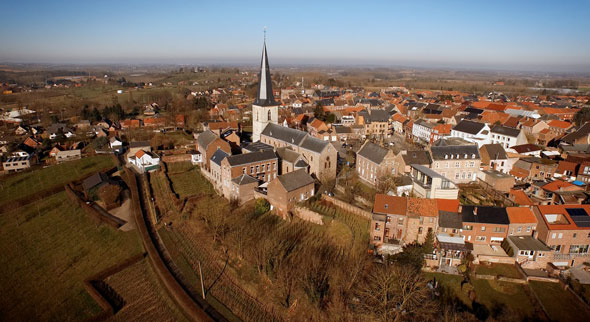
{"left": 412, "top": 119, "right": 434, "bottom": 143}
{"left": 129, "top": 150, "right": 160, "bottom": 172}
{"left": 489, "top": 125, "right": 527, "bottom": 149}
{"left": 451, "top": 120, "right": 490, "bottom": 147}
{"left": 190, "top": 150, "right": 202, "bottom": 165}
{"left": 109, "top": 137, "right": 123, "bottom": 152}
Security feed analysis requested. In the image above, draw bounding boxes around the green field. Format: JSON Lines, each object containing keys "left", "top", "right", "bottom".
{"left": 530, "top": 281, "right": 590, "bottom": 322}
{"left": 0, "top": 155, "right": 116, "bottom": 205}
{"left": 168, "top": 165, "right": 214, "bottom": 199}
{"left": 0, "top": 192, "right": 143, "bottom": 321}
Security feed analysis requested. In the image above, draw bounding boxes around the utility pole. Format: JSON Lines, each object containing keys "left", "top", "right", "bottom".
{"left": 198, "top": 261, "right": 206, "bottom": 299}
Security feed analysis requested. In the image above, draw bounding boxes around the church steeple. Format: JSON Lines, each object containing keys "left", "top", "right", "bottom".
{"left": 254, "top": 35, "right": 276, "bottom": 106}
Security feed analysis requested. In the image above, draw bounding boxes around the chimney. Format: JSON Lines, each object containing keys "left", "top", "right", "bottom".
{"left": 474, "top": 207, "right": 478, "bottom": 216}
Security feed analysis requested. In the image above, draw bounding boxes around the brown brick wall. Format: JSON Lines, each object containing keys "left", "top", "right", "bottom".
{"left": 462, "top": 222, "right": 508, "bottom": 245}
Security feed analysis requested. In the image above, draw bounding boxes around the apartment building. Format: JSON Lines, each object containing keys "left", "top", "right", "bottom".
{"left": 411, "top": 164, "right": 459, "bottom": 200}
{"left": 430, "top": 138, "right": 481, "bottom": 184}
{"left": 220, "top": 150, "right": 278, "bottom": 198}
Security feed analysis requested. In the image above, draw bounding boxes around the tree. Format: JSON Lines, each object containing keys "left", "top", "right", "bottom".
{"left": 98, "top": 184, "right": 122, "bottom": 209}
{"left": 393, "top": 243, "right": 425, "bottom": 271}
{"left": 81, "top": 105, "right": 90, "bottom": 120}
{"left": 573, "top": 107, "right": 590, "bottom": 126}
{"left": 254, "top": 198, "right": 270, "bottom": 215}
{"left": 355, "top": 263, "right": 437, "bottom": 322}
{"left": 422, "top": 230, "right": 435, "bottom": 255}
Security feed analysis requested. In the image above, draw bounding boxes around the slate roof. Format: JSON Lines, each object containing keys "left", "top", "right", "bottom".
{"left": 357, "top": 141, "right": 389, "bottom": 164}
{"left": 491, "top": 124, "right": 520, "bottom": 137}
{"left": 439, "top": 211, "right": 463, "bottom": 229}
{"left": 253, "top": 41, "right": 276, "bottom": 106}
{"left": 82, "top": 172, "right": 109, "bottom": 191}
{"left": 461, "top": 206, "right": 510, "bottom": 225}
{"left": 276, "top": 169, "right": 315, "bottom": 192}
{"left": 129, "top": 141, "right": 151, "bottom": 148}
{"left": 561, "top": 122, "right": 590, "bottom": 144}
{"left": 231, "top": 174, "right": 259, "bottom": 185}
{"left": 261, "top": 123, "right": 307, "bottom": 145}
{"left": 225, "top": 150, "right": 276, "bottom": 166}
{"left": 481, "top": 144, "right": 507, "bottom": 160}
{"left": 299, "top": 136, "right": 329, "bottom": 153}
{"left": 276, "top": 147, "right": 300, "bottom": 163}
{"left": 243, "top": 141, "right": 274, "bottom": 153}
{"left": 210, "top": 149, "right": 229, "bottom": 166}
{"left": 366, "top": 109, "right": 389, "bottom": 123}
{"left": 453, "top": 120, "right": 486, "bottom": 135}
{"left": 197, "top": 130, "right": 218, "bottom": 149}
{"left": 430, "top": 142, "right": 480, "bottom": 160}
{"left": 507, "top": 235, "right": 550, "bottom": 251}
{"left": 401, "top": 150, "right": 432, "bottom": 165}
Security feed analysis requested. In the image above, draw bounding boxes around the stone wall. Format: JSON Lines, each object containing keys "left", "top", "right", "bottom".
{"left": 161, "top": 154, "right": 191, "bottom": 163}
{"left": 321, "top": 194, "right": 372, "bottom": 219}
{"left": 293, "top": 206, "right": 324, "bottom": 225}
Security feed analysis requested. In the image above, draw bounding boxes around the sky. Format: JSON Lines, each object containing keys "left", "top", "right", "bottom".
{"left": 1, "top": 0, "right": 589, "bottom": 72}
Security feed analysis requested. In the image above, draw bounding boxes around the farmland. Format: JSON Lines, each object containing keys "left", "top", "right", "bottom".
{"left": 0, "top": 155, "right": 116, "bottom": 206}
{"left": 0, "top": 192, "right": 144, "bottom": 321}
{"left": 104, "top": 258, "right": 187, "bottom": 322}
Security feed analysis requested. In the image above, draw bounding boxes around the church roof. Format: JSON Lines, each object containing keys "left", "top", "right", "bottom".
{"left": 254, "top": 40, "right": 277, "bottom": 107}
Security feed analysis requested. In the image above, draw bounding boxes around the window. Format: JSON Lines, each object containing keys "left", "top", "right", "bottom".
{"left": 250, "top": 166, "right": 254, "bottom": 174}
{"left": 558, "top": 233, "right": 563, "bottom": 239}
{"left": 418, "top": 227, "right": 423, "bottom": 234}
{"left": 517, "top": 227, "right": 522, "bottom": 233}
{"left": 429, "top": 217, "right": 434, "bottom": 223}
{"left": 374, "top": 223, "right": 380, "bottom": 231}
{"left": 455, "top": 162, "right": 460, "bottom": 168}
{"left": 243, "top": 167, "right": 246, "bottom": 174}
{"left": 463, "top": 225, "right": 473, "bottom": 230}
{"left": 494, "top": 227, "right": 506, "bottom": 233}
{"left": 384, "top": 204, "right": 389, "bottom": 209}
{"left": 552, "top": 233, "right": 556, "bottom": 239}
{"left": 268, "top": 110, "right": 271, "bottom": 120}
{"left": 475, "top": 236, "right": 486, "bottom": 241}
{"left": 569, "top": 245, "right": 590, "bottom": 254}
{"left": 386, "top": 216, "right": 391, "bottom": 223}
{"left": 373, "top": 236, "right": 381, "bottom": 241}
{"left": 573, "top": 233, "right": 577, "bottom": 238}
{"left": 527, "top": 226, "right": 531, "bottom": 232}
{"left": 398, "top": 218, "right": 404, "bottom": 225}
{"left": 481, "top": 226, "right": 486, "bottom": 231}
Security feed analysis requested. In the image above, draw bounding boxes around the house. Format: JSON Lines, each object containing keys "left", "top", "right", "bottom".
{"left": 508, "top": 144, "right": 542, "bottom": 157}
{"left": 127, "top": 141, "right": 152, "bottom": 160}
{"left": 430, "top": 138, "right": 481, "bottom": 184}
{"left": 2, "top": 155, "right": 31, "bottom": 172}
{"left": 506, "top": 207, "right": 538, "bottom": 237}
{"left": 489, "top": 125, "right": 527, "bottom": 149}
{"left": 533, "top": 204, "right": 590, "bottom": 267}
{"left": 221, "top": 150, "right": 278, "bottom": 199}
{"left": 356, "top": 141, "right": 395, "bottom": 186}
{"left": 82, "top": 172, "right": 110, "bottom": 199}
{"left": 510, "top": 157, "right": 557, "bottom": 182}
{"left": 405, "top": 197, "right": 439, "bottom": 244}
{"left": 411, "top": 164, "right": 459, "bottom": 200}
{"left": 561, "top": 122, "right": 590, "bottom": 145}
{"left": 196, "top": 130, "right": 231, "bottom": 172}
{"left": 391, "top": 113, "right": 407, "bottom": 135}
{"left": 478, "top": 170, "right": 515, "bottom": 193}
{"left": 109, "top": 137, "right": 123, "bottom": 153}
{"left": 228, "top": 174, "right": 259, "bottom": 205}
{"left": 412, "top": 119, "right": 435, "bottom": 144}
{"left": 210, "top": 149, "right": 229, "bottom": 191}
{"left": 479, "top": 144, "right": 512, "bottom": 173}
{"left": 55, "top": 149, "right": 81, "bottom": 163}
{"left": 189, "top": 150, "right": 202, "bottom": 165}
{"left": 392, "top": 150, "right": 432, "bottom": 175}
{"left": 359, "top": 109, "right": 389, "bottom": 137}
{"left": 451, "top": 120, "right": 490, "bottom": 146}
{"left": 502, "top": 236, "right": 552, "bottom": 269}
{"left": 260, "top": 123, "right": 337, "bottom": 182}
{"left": 276, "top": 147, "right": 308, "bottom": 175}
{"left": 128, "top": 150, "right": 160, "bottom": 172}
{"left": 547, "top": 120, "right": 574, "bottom": 135}
{"left": 371, "top": 194, "right": 408, "bottom": 246}
{"left": 267, "top": 169, "right": 315, "bottom": 217}
{"left": 461, "top": 206, "right": 510, "bottom": 245}
{"left": 435, "top": 199, "right": 468, "bottom": 268}
{"left": 555, "top": 160, "right": 579, "bottom": 180}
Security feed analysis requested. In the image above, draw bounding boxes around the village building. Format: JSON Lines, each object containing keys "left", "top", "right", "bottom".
{"left": 267, "top": 169, "right": 315, "bottom": 217}
{"left": 196, "top": 130, "right": 232, "bottom": 172}
{"left": 356, "top": 141, "right": 395, "bottom": 186}
{"left": 430, "top": 138, "right": 481, "bottom": 184}
{"left": 220, "top": 150, "right": 278, "bottom": 198}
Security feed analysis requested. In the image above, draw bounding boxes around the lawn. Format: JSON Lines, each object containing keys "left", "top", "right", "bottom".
{"left": 530, "top": 281, "right": 590, "bottom": 322}
{"left": 0, "top": 192, "right": 144, "bottom": 321}
{"left": 166, "top": 161, "right": 197, "bottom": 174}
{"left": 475, "top": 263, "right": 523, "bottom": 279}
{"left": 168, "top": 166, "right": 214, "bottom": 199}
{"left": 422, "top": 272, "right": 472, "bottom": 307}
{"left": 0, "top": 155, "right": 116, "bottom": 205}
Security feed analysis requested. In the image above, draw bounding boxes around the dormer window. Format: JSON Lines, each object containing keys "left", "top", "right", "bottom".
{"left": 456, "top": 154, "right": 459, "bottom": 159}
{"left": 445, "top": 154, "right": 448, "bottom": 159}
{"left": 464, "top": 154, "right": 467, "bottom": 159}
{"left": 450, "top": 154, "right": 454, "bottom": 159}
{"left": 472, "top": 154, "right": 475, "bottom": 159}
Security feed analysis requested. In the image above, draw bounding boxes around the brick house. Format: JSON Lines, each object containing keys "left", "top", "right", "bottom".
{"left": 228, "top": 174, "right": 260, "bottom": 205}
{"left": 405, "top": 198, "right": 438, "bottom": 244}
{"left": 220, "top": 150, "right": 278, "bottom": 199}
{"left": 267, "top": 169, "right": 315, "bottom": 217}
{"left": 356, "top": 141, "right": 395, "bottom": 186}
{"left": 561, "top": 122, "right": 590, "bottom": 145}
{"left": 533, "top": 204, "right": 590, "bottom": 267}
{"left": 510, "top": 157, "right": 557, "bottom": 183}
{"left": 502, "top": 235, "right": 552, "bottom": 269}
{"left": 506, "top": 207, "right": 537, "bottom": 236}
{"left": 371, "top": 194, "right": 408, "bottom": 245}
{"left": 196, "top": 130, "right": 232, "bottom": 172}
{"left": 209, "top": 149, "right": 229, "bottom": 192}
{"left": 461, "top": 206, "right": 510, "bottom": 245}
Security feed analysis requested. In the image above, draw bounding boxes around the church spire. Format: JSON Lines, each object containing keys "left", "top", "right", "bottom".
{"left": 254, "top": 30, "right": 276, "bottom": 106}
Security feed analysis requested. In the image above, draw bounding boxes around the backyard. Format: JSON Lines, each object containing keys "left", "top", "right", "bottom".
{"left": 474, "top": 263, "right": 523, "bottom": 279}
{"left": 0, "top": 192, "right": 144, "bottom": 321}
{"left": 0, "top": 155, "right": 116, "bottom": 205}
{"left": 530, "top": 281, "right": 590, "bottom": 322}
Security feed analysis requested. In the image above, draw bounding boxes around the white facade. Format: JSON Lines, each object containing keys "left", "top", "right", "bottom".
{"left": 252, "top": 104, "right": 278, "bottom": 142}
{"left": 489, "top": 130, "right": 527, "bottom": 149}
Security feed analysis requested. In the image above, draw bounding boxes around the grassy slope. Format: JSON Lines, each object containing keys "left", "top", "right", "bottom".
{"left": 530, "top": 281, "right": 590, "bottom": 322}
{"left": 474, "top": 263, "right": 523, "bottom": 279}
{"left": 0, "top": 192, "right": 143, "bottom": 321}
{"left": 168, "top": 165, "right": 214, "bottom": 199}
{"left": 0, "top": 155, "right": 115, "bottom": 205}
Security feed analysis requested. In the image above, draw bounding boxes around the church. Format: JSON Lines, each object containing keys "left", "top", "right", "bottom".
{"left": 251, "top": 38, "right": 278, "bottom": 142}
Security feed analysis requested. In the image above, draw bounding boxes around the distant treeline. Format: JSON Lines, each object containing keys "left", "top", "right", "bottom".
{"left": 0, "top": 70, "right": 89, "bottom": 84}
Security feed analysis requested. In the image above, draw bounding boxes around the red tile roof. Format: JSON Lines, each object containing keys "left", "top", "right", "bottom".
{"left": 436, "top": 199, "right": 460, "bottom": 213}
{"left": 373, "top": 194, "right": 407, "bottom": 215}
{"left": 510, "top": 189, "right": 533, "bottom": 206}
{"left": 407, "top": 197, "right": 438, "bottom": 217}
{"left": 506, "top": 207, "right": 537, "bottom": 224}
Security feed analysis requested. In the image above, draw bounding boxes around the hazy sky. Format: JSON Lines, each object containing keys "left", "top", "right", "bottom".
{"left": 1, "top": 0, "right": 589, "bottom": 72}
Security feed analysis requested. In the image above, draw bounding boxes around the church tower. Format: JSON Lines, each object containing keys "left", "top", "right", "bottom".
{"left": 251, "top": 35, "right": 278, "bottom": 142}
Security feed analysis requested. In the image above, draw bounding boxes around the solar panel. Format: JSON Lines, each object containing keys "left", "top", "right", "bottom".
{"left": 566, "top": 208, "right": 590, "bottom": 228}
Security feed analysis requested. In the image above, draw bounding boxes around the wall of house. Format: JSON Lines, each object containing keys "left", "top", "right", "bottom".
{"left": 405, "top": 216, "right": 437, "bottom": 244}
{"left": 267, "top": 180, "right": 314, "bottom": 216}
{"left": 204, "top": 139, "right": 231, "bottom": 171}
{"left": 462, "top": 222, "right": 509, "bottom": 245}
{"left": 508, "top": 223, "right": 537, "bottom": 236}
{"left": 432, "top": 158, "right": 481, "bottom": 184}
